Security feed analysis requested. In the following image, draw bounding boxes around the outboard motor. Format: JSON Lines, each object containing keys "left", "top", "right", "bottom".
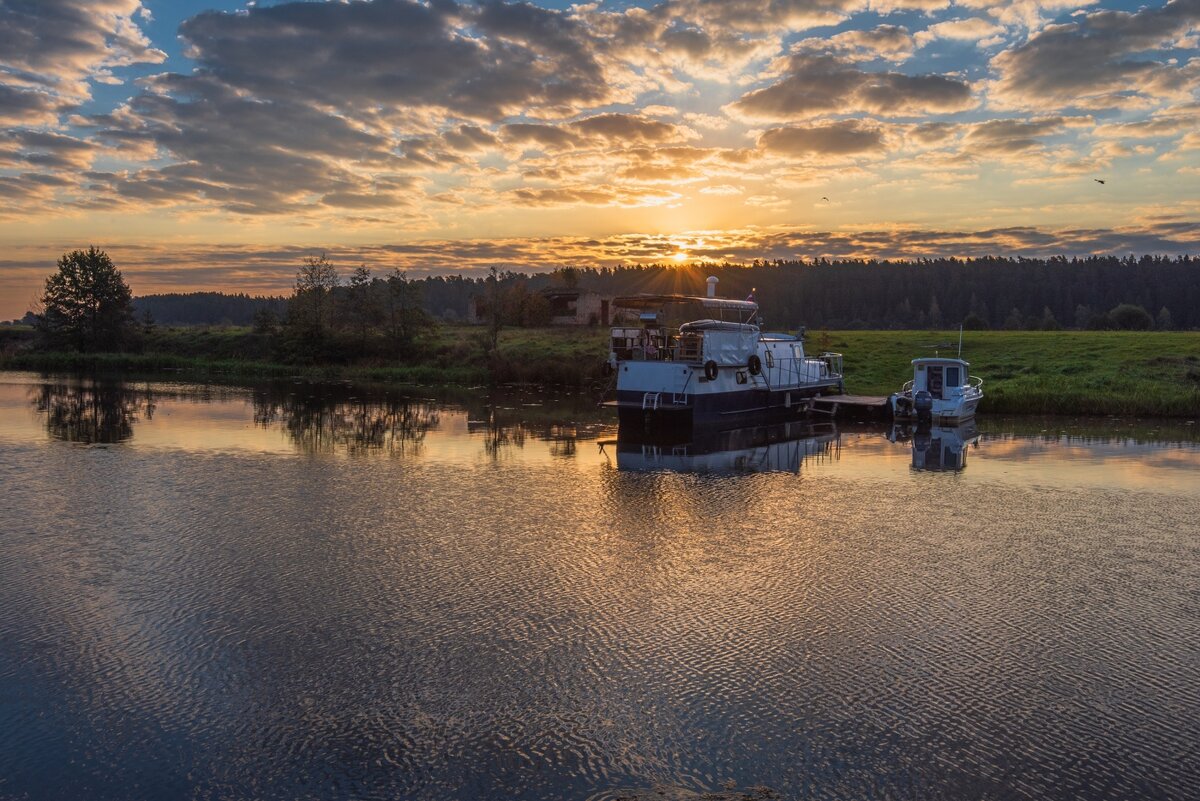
{"left": 913, "top": 390, "right": 934, "bottom": 423}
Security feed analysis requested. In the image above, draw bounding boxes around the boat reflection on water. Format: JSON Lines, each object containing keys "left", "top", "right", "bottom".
{"left": 889, "top": 419, "right": 980, "bottom": 472}
{"left": 607, "top": 420, "right": 839, "bottom": 473}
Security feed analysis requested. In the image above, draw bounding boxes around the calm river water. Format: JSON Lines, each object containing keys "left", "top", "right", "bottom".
{"left": 1, "top": 372, "right": 1198, "bottom": 801}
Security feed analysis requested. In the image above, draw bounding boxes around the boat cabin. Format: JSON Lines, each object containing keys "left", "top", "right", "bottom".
{"left": 909, "top": 357, "right": 972, "bottom": 401}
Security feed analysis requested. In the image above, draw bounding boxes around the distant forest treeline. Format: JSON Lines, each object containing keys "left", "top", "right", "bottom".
{"left": 133, "top": 255, "right": 1200, "bottom": 330}
{"left": 132, "top": 292, "right": 288, "bottom": 326}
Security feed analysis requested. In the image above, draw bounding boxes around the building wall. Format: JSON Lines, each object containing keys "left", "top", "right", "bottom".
{"left": 549, "top": 291, "right": 609, "bottom": 325}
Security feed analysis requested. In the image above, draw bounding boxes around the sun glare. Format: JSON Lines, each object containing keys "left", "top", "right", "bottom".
{"left": 672, "top": 251, "right": 689, "bottom": 263}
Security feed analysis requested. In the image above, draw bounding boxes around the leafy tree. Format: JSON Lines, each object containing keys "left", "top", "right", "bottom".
{"left": 1040, "top": 306, "right": 1061, "bottom": 330}
{"left": 1108, "top": 303, "right": 1153, "bottom": 330}
{"left": 1156, "top": 306, "right": 1173, "bottom": 330}
{"left": 481, "top": 265, "right": 504, "bottom": 356}
{"left": 1002, "top": 307, "right": 1025, "bottom": 330}
{"left": 962, "top": 312, "right": 988, "bottom": 330}
{"left": 382, "top": 269, "right": 431, "bottom": 355}
{"left": 252, "top": 307, "right": 279, "bottom": 334}
{"left": 928, "top": 295, "right": 943, "bottom": 328}
{"left": 554, "top": 266, "right": 580, "bottom": 289}
{"left": 345, "top": 265, "right": 379, "bottom": 350}
{"left": 37, "top": 247, "right": 134, "bottom": 351}
{"left": 1086, "top": 309, "right": 1114, "bottom": 330}
{"left": 288, "top": 254, "right": 339, "bottom": 344}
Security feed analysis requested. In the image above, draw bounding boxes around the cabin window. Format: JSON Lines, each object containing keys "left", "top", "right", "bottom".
{"left": 945, "top": 366, "right": 961, "bottom": 387}
{"left": 765, "top": 350, "right": 775, "bottom": 368}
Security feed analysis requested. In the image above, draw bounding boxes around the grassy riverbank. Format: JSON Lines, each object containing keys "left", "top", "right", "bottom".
{"left": 828, "top": 330, "right": 1200, "bottom": 417}
{"left": 3, "top": 327, "right": 1198, "bottom": 417}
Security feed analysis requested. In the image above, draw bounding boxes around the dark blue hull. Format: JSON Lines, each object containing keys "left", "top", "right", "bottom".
{"left": 615, "top": 385, "right": 835, "bottom": 429}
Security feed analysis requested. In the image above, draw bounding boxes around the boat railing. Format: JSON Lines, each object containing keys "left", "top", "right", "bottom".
{"left": 763, "top": 354, "right": 844, "bottom": 389}
{"left": 820, "top": 352, "right": 843, "bottom": 378}
{"left": 968, "top": 375, "right": 984, "bottom": 391}
{"left": 902, "top": 379, "right": 914, "bottom": 393}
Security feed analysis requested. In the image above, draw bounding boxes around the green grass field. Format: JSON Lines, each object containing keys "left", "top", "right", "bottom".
{"left": 823, "top": 330, "right": 1200, "bottom": 417}
{"left": 3, "top": 326, "right": 1198, "bottom": 417}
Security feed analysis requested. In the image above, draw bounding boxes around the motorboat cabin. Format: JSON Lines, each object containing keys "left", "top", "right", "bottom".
{"left": 605, "top": 278, "right": 844, "bottom": 428}
{"left": 889, "top": 357, "right": 983, "bottom": 422}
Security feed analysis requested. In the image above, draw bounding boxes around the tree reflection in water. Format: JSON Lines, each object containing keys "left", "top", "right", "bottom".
{"left": 252, "top": 383, "right": 439, "bottom": 456}
{"left": 32, "top": 381, "right": 156, "bottom": 444}
{"left": 472, "top": 413, "right": 528, "bottom": 459}
{"left": 470, "top": 404, "right": 602, "bottom": 460}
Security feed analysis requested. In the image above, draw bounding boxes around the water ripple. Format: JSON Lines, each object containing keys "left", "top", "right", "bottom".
{"left": 1, "top": 380, "right": 1198, "bottom": 800}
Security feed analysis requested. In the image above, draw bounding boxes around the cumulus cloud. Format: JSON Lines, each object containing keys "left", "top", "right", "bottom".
{"left": 511, "top": 184, "right": 682, "bottom": 207}
{"left": 176, "top": 0, "right": 609, "bottom": 121}
{"left": 0, "top": 0, "right": 165, "bottom": 103}
{"left": 82, "top": 74, "right": 407, "bottom": 214}
{"left": 0, "top": 85, "right": 69, "bottom": 127}
{"left": 795, "top": 25, "right": 918, "bottom": 62}
{"left": 442, "top": 125, "right": 501, "bottom": 152}
{"left": 0, "top": 130, "right": 97, "bottom": 171}
{"left": 658, "top": 0, "right": 868, "bottom": 33}
{"left": 909, "top": 121, "right": 961, "bottom": 144}
{"left": 1092, "top": 113, "right": 1200, "bottom": 140}
{"left": 989, "top": 1, "right": 1200, "bottom": 110}
{"left": 729, "top": 54, "right": 974, "bottom": 119}
{"left": 965, "top": 116, "right": 1084, "bottom": 154}
{"left": 501, "top": 113, "right": 696, "bottom": 153}
{"left": 869, "top": 0, "right": 950, "bottom": 13}
{"left": 758, "top": 120, "right": 887, "bottom": 156}
{"left": 958, "top": 0, "right": 1100, "bottom": 32}
{"left": 915, "top": 17, "right": 1006, "bottom": 48}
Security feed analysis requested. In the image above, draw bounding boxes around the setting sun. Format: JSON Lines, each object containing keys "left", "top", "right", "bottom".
{"left": 672, "top": 252, "right": 689, "bottom": 263}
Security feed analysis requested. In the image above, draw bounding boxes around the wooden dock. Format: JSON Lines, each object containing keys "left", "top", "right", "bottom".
{"left": 809, "top": 394, "right": 892, "bottom": 418}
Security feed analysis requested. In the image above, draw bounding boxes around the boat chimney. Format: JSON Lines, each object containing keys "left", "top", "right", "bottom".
{"left": 706, "top": 276, "right": 718, "bottom": 298}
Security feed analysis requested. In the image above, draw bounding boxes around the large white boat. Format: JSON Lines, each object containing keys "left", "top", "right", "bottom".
{"left": 605, "top": 278, "right": 844, "bottom": 428}
{"left": 889, "top": 356, "right": 983, "bottom": 423}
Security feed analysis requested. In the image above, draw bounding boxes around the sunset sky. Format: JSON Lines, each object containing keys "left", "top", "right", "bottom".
{"left": 2, "top": 0, "right": 1199, "bottom": 318}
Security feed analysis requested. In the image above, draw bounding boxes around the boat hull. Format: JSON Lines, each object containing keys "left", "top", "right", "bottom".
{"left": 613, "top": 382, "right": 840, "bottom": 429}
{"left": 889, "top": 391, "right": 982, "bottom": 422}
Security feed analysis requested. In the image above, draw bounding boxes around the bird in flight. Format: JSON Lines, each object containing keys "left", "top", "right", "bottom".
{"left": 821, "top": 196, "right": 830, "bottom": 202}
{"left": 1094, "top": 179, "right": 1106, "bottom": 185}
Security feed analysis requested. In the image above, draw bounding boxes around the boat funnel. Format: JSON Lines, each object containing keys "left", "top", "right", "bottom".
{"left": 706, "top": 276, "right": 718, "bottom": 298}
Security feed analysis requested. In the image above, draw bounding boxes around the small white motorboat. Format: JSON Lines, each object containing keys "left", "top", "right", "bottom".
{"left": 890, "top": 356, "right": 983, "bottom": 422}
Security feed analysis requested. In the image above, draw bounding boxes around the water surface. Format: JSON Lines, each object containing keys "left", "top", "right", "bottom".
{"left": 1, "top": 372, "right": 1198, "bottom": 801}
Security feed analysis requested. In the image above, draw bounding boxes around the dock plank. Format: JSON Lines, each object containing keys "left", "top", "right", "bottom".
{"left": 811, "top": 394, "right": 890, "bottom": 407}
